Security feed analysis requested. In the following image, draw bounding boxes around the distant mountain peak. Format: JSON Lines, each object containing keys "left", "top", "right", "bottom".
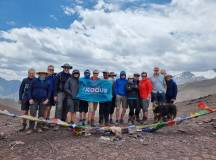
{"left": 174, "top": 71, "right": 205, "bottom": 85}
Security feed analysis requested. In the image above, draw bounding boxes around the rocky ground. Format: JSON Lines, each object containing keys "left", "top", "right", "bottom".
{"left": 0, "top": 95, "right": 216, "bottom": 160}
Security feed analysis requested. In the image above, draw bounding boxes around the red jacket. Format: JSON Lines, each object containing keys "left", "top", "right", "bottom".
{"left": 139, "top": 78, "right": 152, "bottom": 99}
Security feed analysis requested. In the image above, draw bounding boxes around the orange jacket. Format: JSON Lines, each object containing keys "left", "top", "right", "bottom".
{"left": 139, "top": 78, "right": 152, "bottom": 99}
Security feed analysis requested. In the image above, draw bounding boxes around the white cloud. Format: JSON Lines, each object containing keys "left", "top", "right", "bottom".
{"left": 0, "top": 0, "right": 216, "bottom": 80}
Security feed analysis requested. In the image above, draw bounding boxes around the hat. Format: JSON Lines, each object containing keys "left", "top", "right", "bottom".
{"left": 72, "top": 69, "right": 80, "bottom": 74}
{"left": 84, "top": 69, "right": 90, "bottom": 74}
{"left": 61, "top": 63, "right": 72, "bottom": 69}
{"left": 93, "top": 69, "right": 99, "bottom": 74}
{"left": 128, "top": 75, "right": 134, "bottom": 79}
{"left": 165, "top": 74, "right": 173, "bottom": 78}
{"left": 120, "top": 71, "right": 126, "bottom": 75}
{"left": 109, "top": 72, "right": 117, "bottom": 77}
{"left": 160, "top": 69, "right": 167, "bottom": 75}
{"left": 36, "top": 68, "right": 48, "bottom": 75}
{"left": 103, "top": 70, "right": 109, "bottom": 74}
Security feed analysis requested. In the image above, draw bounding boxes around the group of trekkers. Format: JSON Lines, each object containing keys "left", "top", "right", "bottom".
{"left": 19, "top": 64, "right": 178, "bottom": 134}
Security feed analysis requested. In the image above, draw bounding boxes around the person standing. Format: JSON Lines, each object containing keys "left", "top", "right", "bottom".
{"left": 165, "top": 75, "right": 178, "bottom": 104}
{"left": 79, "top": 69, "right": 90, "bottom": 126}
{"left": 64, "top": 69, "right": 80, "bottom": 124}
{"left": 28, "top": 69, "right": 51, "bottom": 134}
{"left": 150, "top": 67, "right": 166, "bottom": 105}
{"left": 133, "top": 73, "right": 142, "bottom": 122}
{"left": 44, "top": 65, "right": 56, "bottom": 121}
{"left": 18, "top": 68, "right": 36, "bottom": 131}
{"left": 150, "top": 67, "right": 166, "bottom": 121}
{"left": 109, "top": 72, "right": 117, "bottom": 124}
{"left": 115, "top": 71, "right": 128, "bottom": 124}
{"left": 55, "top": 64, "right": 72, "bottom": 124}
{"left": 99, "top": 71, "right": 112, "bottom": 126}
{"left": 126, "top": 75, "right": 139, "bottom": 124}
{"left": 139, "top": 72, "right": 152, "bottom": 122}
{"left": 88, "top": 69, "right": 100, "bottom": 126}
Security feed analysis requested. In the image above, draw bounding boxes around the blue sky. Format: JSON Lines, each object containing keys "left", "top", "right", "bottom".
{"left": 0, "top": 0, "right": 171, "bottom": 30}
{"left": 0, "top": 0, "right": 215, "bottom": 80}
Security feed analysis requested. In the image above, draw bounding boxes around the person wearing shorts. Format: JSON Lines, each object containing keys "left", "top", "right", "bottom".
{"left": 88, "top": 70, "right": 100, "bottom": 126}
{"left": 139, "top": 72, "right": 152, "bottom": 122}
{"left": 79, "top": 69, "right": 91, "bottom": 125}
{"left": 79, "top": 100, "right": 88, "bottom": 125}
{"left": 28, "top": 69, "right": 51, "bottom": 134}
{"left": 64, "top": 69, "right": 80, "bottom": 124}
{"left": 44, "top": 65, "right": 56, "bottom": 122}
{"left": 115, "top": 71, "right": 128, "bottom": 124}
{"left": 19, "top": 68, "right": 36, "bottom": 131}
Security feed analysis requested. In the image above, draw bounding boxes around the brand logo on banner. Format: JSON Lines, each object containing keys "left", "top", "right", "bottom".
{"left": 77, "top": 78, "right": 113, "bottom": 102}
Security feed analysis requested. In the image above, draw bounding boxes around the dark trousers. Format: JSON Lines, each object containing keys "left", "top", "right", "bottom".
{"left": 135, "top": 99, "right": 141, "bottom": 118}
{"left": 29, "top": 101, "right": 45, "bottom": 129}
{"left": 128, "top": 99, "right": 138, "bottom": 117}
{"left": 99, "top": 102, "right": 111, "bottom": 124}
{"left": 110, "top": 96, "right": 116, "bottom": 115}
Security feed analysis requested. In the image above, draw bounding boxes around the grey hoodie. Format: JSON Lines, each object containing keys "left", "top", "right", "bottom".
{"left": 64, "top": 76, "right": 80, "bottom": 99}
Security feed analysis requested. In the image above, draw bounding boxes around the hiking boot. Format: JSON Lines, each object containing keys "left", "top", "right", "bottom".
{"left": 18, "top": 124, "right": 27, "bottom": 132}
{"left": 136, "top": 117, "right": 140, "bottom": 123}
{"left": 26, "top": 129, "right": 34, "bottom": 135}
{"left": 104, "top": 122, "right": 109, "bottom": 126}
{"left": 37, "top": 128, "right": 43, "bottom": 133}
{"left": 109, "top": 119, "right": 114, "bottom": 124}
{"left": 131, "top": 119, "right": 135, "bottom": 125}
{"left": 91, "top": 120, "right": 96, "bottom": 127}
{"left": 115, "top": 120, "right": 119, "bottom": 125}
{"left": 42, "top": 125, "right": 49, "bottom": 130}
{"left": 143, "top": 116, "right": 148, "bottom": 122}
{"left": 82, "top": 119, "right": 86, "bottom": 126}
{"left": 54, "top": 125, "right": 60, "bottom": 131}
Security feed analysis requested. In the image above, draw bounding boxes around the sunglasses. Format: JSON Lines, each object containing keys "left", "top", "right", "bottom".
{"left": 48, "top": 69, "right": 54, "bottom": 71}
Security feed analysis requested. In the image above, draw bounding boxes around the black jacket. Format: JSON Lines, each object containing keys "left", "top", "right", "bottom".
{"left": 55, "top": 71, "right": 71, "bottom": 94}
{"left": 19, "top": 77, "right": 35, "bottom": 101}
{"left": 126, "top": 80, "right": 139, "bottom": 99}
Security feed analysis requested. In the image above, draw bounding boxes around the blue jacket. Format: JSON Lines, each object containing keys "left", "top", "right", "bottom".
{"left": 55, "top": 71, "right": 71, "bottom": 94}
{"left": 29, "top": 78, "right": 52, "bottom": 101}
{"left": 47, "top": 74, "right": 56, "bottom": 97}
{"left": 19, "top": 77, "right": 35, "bottom": 101}
{"left": 115, "top": 78, "right": 128, "bottom": 96}
{"left": 166, "top": 79, "right": 178, "bottom": 100}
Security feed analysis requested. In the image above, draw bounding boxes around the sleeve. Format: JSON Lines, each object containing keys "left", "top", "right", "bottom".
{"left": 148, "top": 80, "right": 153, "bottom": 95}
{"left": 28, "top": 80, "right": 34, "bottom": 100}
{"left": 55, "top": 73, "right": 60, "bottom": 96}
{"left": 163, "top": 77, "right": 167, "bottom": 90}
{"left": 47, "top": 81, "right": 52, "bottom": 100}
{"left": 53, "top": 76, "right": 57, "bottom": 96}
{"left": 114, "top": 79, "right": 118, "bottom": 95}
{"left": 19, "top": 79, "right": 25, "bottom": 100}
{"left": 173, "top": 82, "right": 178, "bottom": 99}
{"left": 64, "top": 79, "right": 73, "bottom": 97}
